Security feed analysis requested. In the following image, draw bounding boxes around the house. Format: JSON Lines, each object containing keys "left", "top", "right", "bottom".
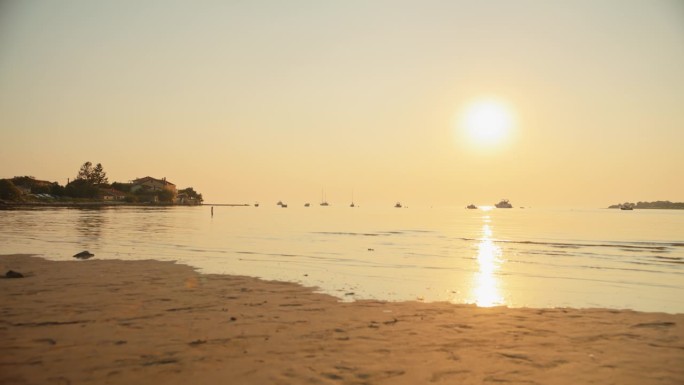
{"left": 100, "top": 188, "right": 126, "bottom": 201}
{"left": 130, "top": 176, "right": 177, "bottom": 193}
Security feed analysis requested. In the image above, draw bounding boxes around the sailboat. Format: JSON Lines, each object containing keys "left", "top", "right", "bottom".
{"left": 320, "top": 189, "right": 329, "bottom": 206}
{"left": 350, "top": 190, "right": 355, "bottom": 207}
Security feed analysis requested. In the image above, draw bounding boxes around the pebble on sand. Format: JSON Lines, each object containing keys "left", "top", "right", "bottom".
{"left": 73, "top": 251, "right": 95, "bottom": 260}
{"left": 5, "top": 270, "right": 24, "bottom": 278}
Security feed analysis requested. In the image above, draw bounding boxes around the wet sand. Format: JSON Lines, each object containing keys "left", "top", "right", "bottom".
{"left": 1, "top": 254, "right": 683, "bottom": 384}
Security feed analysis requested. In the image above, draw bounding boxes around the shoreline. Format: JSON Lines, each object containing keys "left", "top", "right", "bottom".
{"left": 0, "top": 201, "right": 253, "bottom": 209}
{"left": 1, "top": 254, "right": 683, "bottom": 384}
{"left": 0, "top": 200, "right": 200, "bottom": 209}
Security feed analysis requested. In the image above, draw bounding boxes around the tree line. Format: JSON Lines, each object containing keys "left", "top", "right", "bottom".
{"left": 608, "top": 201, "right": 684, "bottom": 210}
{"left": 0, "top": 162, "right": 202, "bottom": 204}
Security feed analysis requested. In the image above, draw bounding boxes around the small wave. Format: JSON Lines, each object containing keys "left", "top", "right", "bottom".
{"left": 312, "top": 229, "right": 436, "bottom": 237}
{"left": 313, "top": 231, "right": 392, "bottom": 237}
{"left": 653, "top": 255, "right": 683, "bottom": 261}
{"left": 651, "top": 256, "right": 684, "bottom": 265}
{"left": 494, "top": 239, "right": 674, "bottom": 252}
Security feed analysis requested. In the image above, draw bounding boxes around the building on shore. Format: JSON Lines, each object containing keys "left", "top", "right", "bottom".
{"left": 131, "top": 177, "right": 176, "bottom": 194}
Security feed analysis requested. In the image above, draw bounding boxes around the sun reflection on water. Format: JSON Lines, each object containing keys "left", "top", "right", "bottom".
{"left": 470, "top": 221, "right": 504, "bottom": 307}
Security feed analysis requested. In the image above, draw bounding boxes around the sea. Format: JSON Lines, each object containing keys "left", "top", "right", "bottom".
{"left": 1, "top": 205, "right": 683, "bottom": 313}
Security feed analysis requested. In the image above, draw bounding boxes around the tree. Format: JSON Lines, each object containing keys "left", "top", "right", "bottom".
{"left": 179, "top": 187, "right": 203, "bottom": 203}
{"left": 111, "top": 182, "right": 132, "bottom": 192}
{"left": 76, "top": 162, "right": 93, "bottom": 181}
{"left": 157, "top": 188, "right": 175, "bottom": 203}
{"left": 50, "top": 183, "right": 66, "bottom": 197}
{"left": 31, "top": 183, "right": 52, "bottom": 194}
{"left": 65, "top": 178, "right": 98, "bottom": 198}
{"left": 75, "top": 161, "right": 108, "bottom": 185}
{"left": 0, "top": 179, "right": 22, "bottom": 201}
{"left": 92, "top": 163, "right": 108, "bottom": 185}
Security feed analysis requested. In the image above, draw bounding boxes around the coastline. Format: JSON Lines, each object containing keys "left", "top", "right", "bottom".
{"left": 0, "top": 201, "right": 254, "bottom": 209}
{"left": 1, "top": 254, "right": 683, "bottom": 385}
{"left": 0, "top": 201, "right": 198, "bottom": 209}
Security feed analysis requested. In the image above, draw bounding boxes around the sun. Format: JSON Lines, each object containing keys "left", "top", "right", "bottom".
{"left": 459, "top": 99, "right": 515, "bottom": 147}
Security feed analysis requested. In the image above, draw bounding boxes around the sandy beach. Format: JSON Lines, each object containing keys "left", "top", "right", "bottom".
{"left": 1, "top": 254, "right": 682, "bottom": 385}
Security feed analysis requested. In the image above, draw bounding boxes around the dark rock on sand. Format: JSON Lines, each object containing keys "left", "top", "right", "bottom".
{"left": 5, "top": 270, "right": 24, "bottom": 278}
{"left": 73, "top": 251, "right": 95, "bottom": 260}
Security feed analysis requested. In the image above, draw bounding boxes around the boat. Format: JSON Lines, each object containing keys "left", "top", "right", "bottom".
{"left": 320, "top": 189, "right": 330, "bottom": 206}
{"left": 620, "top": 205, "right": 634, "bottom": 210}
{"left": 254, "top": 202, "right": 259, "bottom": 207}
{"left": 495, "top": 199, "right": 513, "bottom": 208}
{"left": 304, "top": 203, "right": 310, "bottom": 207}
{"left": 394, "top": 202, "right": 402, "bottom": 208}
{"left": 350, "top": 202, "right": 355, "bottom": 208}
{"left": 466, "top": 204, "right": 477, "bottom": 209}
{"left": 281, "top": 203, "right": 288, "bottom": 208}
{"left": 276, "top": 200, "right": 284, "bottom": 207}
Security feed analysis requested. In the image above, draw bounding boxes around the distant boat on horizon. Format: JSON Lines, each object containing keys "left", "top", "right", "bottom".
{"left": 394, "top": 202, "right": 402, "bottom": 208}
{"left": 304, "top": 203, "right": 310, "bottom": 207}
{"left": 467, "top": 204, "right": 477, "bottom": 209}
{"left": 320, "top": 190, "right": 330, "bottom": 206}
{"left": 254, "top": 202, "right": 259, "bottom": 207}
{"left": 495, "top": 199, "right": 513, "bottom": 208}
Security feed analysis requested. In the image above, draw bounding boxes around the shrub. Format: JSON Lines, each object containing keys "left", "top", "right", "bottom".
{"left": 0, "top": 179, "right": 22, "bottom": 201}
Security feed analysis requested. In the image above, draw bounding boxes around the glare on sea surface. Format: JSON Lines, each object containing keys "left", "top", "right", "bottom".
{"left": 470, "top": 224, "right": 504, "bottom": 307}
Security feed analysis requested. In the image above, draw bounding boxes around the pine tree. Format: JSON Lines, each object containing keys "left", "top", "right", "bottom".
{"left": 75, "top": 161, "right": 108, "bottom": 186}
{"left": 76, "top": 161, "right": 93, "bottom": 181}
{"left": 92, "top": 163, "right": 108, "bottom": 185}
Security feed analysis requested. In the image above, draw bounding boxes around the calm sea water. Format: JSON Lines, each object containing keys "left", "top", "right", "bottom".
{"left": 1, "top": 206, "right": 682, "bottom": 313}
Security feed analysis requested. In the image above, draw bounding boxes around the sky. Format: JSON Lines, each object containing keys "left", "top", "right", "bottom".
{"left": 1, "top": 0, "right": 683, "bottom": 207}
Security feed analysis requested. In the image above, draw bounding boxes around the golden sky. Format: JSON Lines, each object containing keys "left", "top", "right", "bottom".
{"left": 1, "top": 0, "right": 682, "bottom": 207}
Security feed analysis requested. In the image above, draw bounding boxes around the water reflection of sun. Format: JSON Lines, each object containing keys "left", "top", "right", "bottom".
{"left": 470, "top": 223, "right": 504, "bottom": 307}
